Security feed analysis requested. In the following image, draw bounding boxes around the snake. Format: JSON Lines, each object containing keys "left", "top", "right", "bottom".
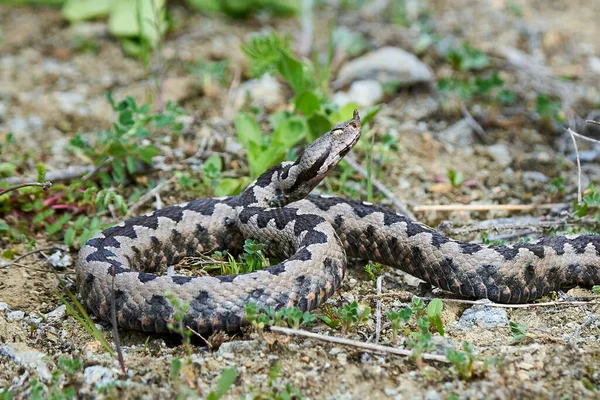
{"left": 76, "top": 110, "right": 600, "bottom": 334}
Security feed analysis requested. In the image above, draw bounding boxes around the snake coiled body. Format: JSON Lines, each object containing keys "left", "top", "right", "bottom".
{"left": 76, "top": 111, "right": 600, "bottom": 333}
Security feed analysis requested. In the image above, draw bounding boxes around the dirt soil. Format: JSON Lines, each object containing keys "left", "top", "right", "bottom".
{"left": 1, "top": 1, "right": 600, "bottom": 399}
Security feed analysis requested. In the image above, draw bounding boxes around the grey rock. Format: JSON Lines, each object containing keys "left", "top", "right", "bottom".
{"left": 6, "top": 310, "right": 25, "bottom": 321}
{"left": 333, "top": 79, "right": 383, "bottom": 107}
{"left": 53, "top": 91, "right": 87, "bottom": 116}
{"left": 523, "top": 171, "right": 549, "bottom": 189}
{"left": 487, "top": 143, "right": 513, "bottom": 167}
{"left": 456, "top": 304, "right": 508, "bottom": 330}
{"left": 83, "top": 365, "right": 117, "bottom": 387}
{"left": 48, "top": 251, "right": 72, "bottom": 268}
{"left": 440, "top": 119, "right": 475, "bottom": 147}
{"left": 0, "top": 302, "right": 9, "bottom": 312}
{"left": 46, "top": 304, "right": 67, "bottom": 320}
{"left": 0, "top": 344, "right": 51, "bottom": 382}
{"left": 216, "top": 340, "right": 260, "bottom": 356}
{"left": 335, "top": 47, "right": 433, "bottom": 87}
{"left": 233, "top": 74, "right": 283, "bottom": 112}
{"left": 425, "top": 389, "right": 442, "bottom": 400}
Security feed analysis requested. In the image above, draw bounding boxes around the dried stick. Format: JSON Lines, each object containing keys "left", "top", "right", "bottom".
{"left": 413, "top": 203, "right": 568, "bottom": 212}
{"left": 268, "top": 325, "right": 450, "bottom": 363}
{"left": 125, "top": 176, "right": 177, "bottom": 218}
{"left": 363, "top": 292, "right": 599, "bottom": 308}
{"left": 566, "top": 128, "right": 583, "bottom": 202}
{"left": 81, "top": 157, "right": 113, "bottom": 181}
{"left": 0, "top": 181, "right": 52, "bottom": 196}
{"left": 344, "top": 155, "right": 415, "bottom": 219}
{"left": 0, "top": 246, "right": 67, "bottom": 269}
{"left": 586, "top": 120, "right": 600, "bottom": 126}
{"left": 374, "top": 274, "right": 384, "bottom": 344}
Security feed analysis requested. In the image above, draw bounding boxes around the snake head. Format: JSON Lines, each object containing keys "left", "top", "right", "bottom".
{"left": 268, "top": 110, "right": 361, "bottom": 207}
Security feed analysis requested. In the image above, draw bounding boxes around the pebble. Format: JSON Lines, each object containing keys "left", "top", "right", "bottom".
{"left": 440, "top": 119, "right": 475, "bottom": 147}
{"left": 7, "top": 310, "right": 25, "bottom": 321}
{"left": 523, "top": 171, "right": 549, "bottom": 189}
{"left": 0, "top": 302, "right": 9, "bottom": 312}
{"left": 8, "top": 114, "right": 43, "bottom": 137}
{"left": 455, "top": 304, "right": 509, "bottom": 330}
{"left": 487, "top": 143, "right": 513, "bottom": 167}
{"left": 216, "top": 340, "right": 260, "bottom": 356}
{"left": 46, "top": 304, "right": 67, "bottom": 319}
{"left": 232, "top": 74, "right": 284, "bottom": 112}
{"left": 48, "top": 251, "right": 72, "bottom": 268}
{"left": 348, "top": 278, "right": 358, "bottom": 287}
{"left": 334, "top": 47, "right": 433, "bottom": 87}
{"left": 83, "top": 365, "right": 117, "bottom": 387}
{"left": 333, "top": 79, "right": 383, "bottom": 107}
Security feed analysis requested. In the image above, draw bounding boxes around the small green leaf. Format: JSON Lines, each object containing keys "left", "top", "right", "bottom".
{"left": 207, "top": 368, "right": 237, "bottom": 400}
{"left": 234, "top": 112, "right": 263, "bottom": 151}
{"left": 294, "top": 91, "right": 320, "bottom": 115}
{"left": 277, "top": 52, "right": 305, "bottom": 95}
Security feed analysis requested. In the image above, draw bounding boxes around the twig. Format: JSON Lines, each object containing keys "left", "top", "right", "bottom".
{"left": 125, "top": 176, "right": 177, "bottom": 218}
{"left": 566, "top": 128, "right": 583, "bottom": 202}
{"left": 0, "top": 181, "right": 52, "bottom": 196}
{"left": 299, "top": 0, "right": 314, "bottom": 58}
{"left": 268, "top": 325, "right": 450, "bottom": 363}
{"left": 363, "top": 292, "right": 599, "bottom": 308}
{"left": 0, "top": 246, "right": 66, "bottom": 269}
{"left": 461, "top": 106, "right": 489, "bottom": 144}
{"left": 1, "top": 166, "right": 94, "bottom": 185}
{"left": 344, "top": 155, "right": 416, "bottom": 219}
{"left": 586, "top": 120, "right": 600, "bottom": 126}
{"left": 374, "top": 274, "right": 384, "bottom": 344}
{"left": 413, "top": 203, "right": 568, "bottom": 212}
{"left": 81, "top": 157, "right": 113, "bottom": 181}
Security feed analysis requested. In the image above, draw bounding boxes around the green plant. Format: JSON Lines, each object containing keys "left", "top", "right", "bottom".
{"left": 336, "top": 301, "right": 371, "bottom": 334}
{"left": 188, "top": 0, "right": 299, "bottom": 19}
{"left": 427, "top": 298, "right": 444, "bottom": 335}
{"left": 364, "top": 263, "right": 382, "bottom": 283}
{"left": 574, "top": 184, "right": 600, "bottom": 219}
{"left": 446, "top": 341, "right": 476, "bottom": 380}
{"left": 0, "top": 389, "right": 13, "bottom": 400}
{"left": 438, "top": 72, "right": 508, "bottom": 101}
{"left": 70, "top": 94, "right": 185, "bottom": 185}
{"left": 164, "top": 292, "right": 193, "bottom": 349}
{"left": 244, "top": 303, "right": 316, "bottom": 330}
{"left": 593, "top": 285, "right": 600, "bottom": 294}
{"left": 447, "top": 169, "right": 464, "bottom": 188}
{"left": 237, "top": 32, "right": 381, "bottom": 177}
{"left": 509, "top": 321, "right": 536, "bottom": 344}
{"left": 207, "top": 368, "right": 237, "bottom": 400}
{"left": 406, "top": 316, "right": 434, "bottom": 369}
{"left": 446, "top": 42, "right": 489, "bottom": 71}
{"left": 546, "top": 177, "right": 566, "bottom": 197}
{"left": 189, "top": 58, "right": 230, "bottom": 91}
{"left": 24, "top": 356, "right": 83, "bottom": 400}
{"left": 535, "top": 94, "right": 564, "bottom": 123}
{"left": 60, "top": 289, "right": 115, "bottom": 357}
{"left": 386, "top": 307, "right": 413, "bottom": 346}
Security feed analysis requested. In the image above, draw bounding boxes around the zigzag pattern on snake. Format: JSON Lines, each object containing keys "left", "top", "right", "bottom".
{"left": 76, "top": 110, "right": 600, "bottom": 334}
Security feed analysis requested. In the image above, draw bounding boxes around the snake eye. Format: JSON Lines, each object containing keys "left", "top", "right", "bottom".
{"left": 332, "top": 128, "right": 344, "bottom": 137}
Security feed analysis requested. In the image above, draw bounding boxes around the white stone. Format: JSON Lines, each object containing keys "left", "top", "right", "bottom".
{"left": 335, "top": 47, "right": 433, "bottom": 87}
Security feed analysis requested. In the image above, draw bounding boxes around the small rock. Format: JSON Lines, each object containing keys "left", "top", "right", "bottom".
{"left": 216, "top": 340, "right": 260, "bottom": 356}
{"left": 334, "top": 47, "right": 433, "bottom": 87}
{"left": 0, "top": 302, "right": 9, "bottom": 312}
{"left": 48, "top": 251, "right": 72, "bottom": 268}
{"left": 487, "top": 143, "right": 512, "bottom": 167}
{"left": 384, "top": 387, "right": 399, "bottom": 396}
{"left": 589, "top": 56, "right": 600, "bottom": 74}
{"left": 348, "top": 278, "right": 358, "bottom": 287}
{"left": 440, "top": 119, "right": 474, "bottom": 147}
{"left": 7, "top": 310, "right": 25, "bottom": 321}
{"left": 232, "top": 74, "right": 284, "bottom": 112}
{"left": 523, "top": 171, "right": 549, "bottom": 189}
{"left": 425, "top": 389, "right": 442, "bottom": 400}
{"left": 333, "top": 79, "right": 383, "bottom": 107}
{"left": 455, "top": 304, "right": 509, "bottom": 330}
{"left": 53, "top": 91, "right": 87, "bottom": 116}
{"left": 83, "top": 365, "right": 117, "bottom": 387}
{"left": 46, "top": 305, "right": 67, "bottom": 319}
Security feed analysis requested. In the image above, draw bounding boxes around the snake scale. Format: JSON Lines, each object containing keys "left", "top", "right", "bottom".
{"left": 76, "top": 110, "right": 600, "bottom": 334}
